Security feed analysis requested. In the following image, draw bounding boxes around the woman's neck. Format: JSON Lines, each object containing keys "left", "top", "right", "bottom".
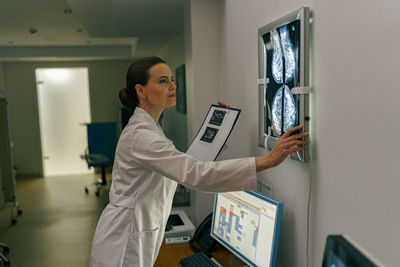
{"left": 139, "top": 104, "right": 164, "bottom": 123}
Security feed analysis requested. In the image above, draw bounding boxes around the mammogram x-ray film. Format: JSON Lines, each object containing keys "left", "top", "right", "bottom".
{"left": 271, "top": 85, "right": 297, "bottom": 135}
{"left": 200, "top": 127, "right": 219, "bottom": 143}
{"left": 263, "top": 20, "right": 300, "bottom": 137}
{"left": 209, "top": 110, "right": 226, "bottom": 126}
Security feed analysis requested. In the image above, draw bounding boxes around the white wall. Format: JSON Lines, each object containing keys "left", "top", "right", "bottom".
{"left": 188, "top": 0, "right": 400, "bottom": 266}
{"left": 310, "top": 1, "right": 400, "bottom": 266}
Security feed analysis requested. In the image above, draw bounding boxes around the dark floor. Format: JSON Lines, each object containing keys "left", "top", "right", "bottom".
{"left": 0, "top": 174, "right": 110, "bottom": 267}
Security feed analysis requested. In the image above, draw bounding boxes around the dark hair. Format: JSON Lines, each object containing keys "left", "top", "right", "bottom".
{"left": 119, "top": 56, "right": 166, "bottom": 111}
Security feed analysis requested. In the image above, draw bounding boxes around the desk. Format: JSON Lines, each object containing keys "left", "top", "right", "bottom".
{"left": 154, "top": 240, "right": 245, "bottom": 267}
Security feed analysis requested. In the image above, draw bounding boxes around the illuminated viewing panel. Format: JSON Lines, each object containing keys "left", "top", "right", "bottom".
{"left": 271, "top": 30, "right": 283, "bottom": 84}
{"left": 271, "top": 85, "right": 297, "bottom": 136}
{"left": 211, "top": 191, "right": 283, "bottom": 267}
{"left": 263, "top": 20, "right": 300, "bottom": 138}
{"left": 272, "top": 26, "right": 295, "bottom": 84}
{"left": 258, "top": 7, "right": 311, "bottom": 162}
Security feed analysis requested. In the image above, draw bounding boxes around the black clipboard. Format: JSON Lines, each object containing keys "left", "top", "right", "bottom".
{"left": 186, "top": 104, "right": 241, "bottom": 161}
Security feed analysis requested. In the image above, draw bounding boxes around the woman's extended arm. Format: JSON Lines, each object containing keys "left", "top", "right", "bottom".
{"left": 256, "top": 125, "right": 309, "bottom": 172}
{"left": 217, "top": 101, "right": 308, "bottom": 172}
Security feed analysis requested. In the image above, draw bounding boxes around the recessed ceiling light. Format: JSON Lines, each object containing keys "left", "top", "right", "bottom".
{"left": 29, "top": 28, "right": 38, "bottom": 35}
{"left": 64, "top": 8, "right": 72, "bottom": 15}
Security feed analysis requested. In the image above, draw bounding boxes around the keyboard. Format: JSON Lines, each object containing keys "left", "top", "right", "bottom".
{"left": 180, "top": 252, "right": 220, "bottom": 267}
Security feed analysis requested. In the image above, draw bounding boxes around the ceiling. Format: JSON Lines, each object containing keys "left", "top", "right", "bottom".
{"left": 0, "top": 0, "right": 184, "bottom": 60}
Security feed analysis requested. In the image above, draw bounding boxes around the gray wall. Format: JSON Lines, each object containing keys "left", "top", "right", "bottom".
{"left": 1, "top": 60, "right": 132, "bottom": 176}
{"left": 0, "top": 42, "right": 188, "bottom": 176}
{"left": 157, "top": 33, "right": 194, "bottom": 220}
{"left": 158, "top": 33, "right": 188, "bottom": 152}
{"left": 186, "top": 0, "right": 400, "bottom": 266}
{"left": 183, "top": 0, "right": 224, "bottom": 227}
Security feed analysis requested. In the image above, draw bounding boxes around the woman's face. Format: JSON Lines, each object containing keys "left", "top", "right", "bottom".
{"left": 139, "top": 63, "right": 176, "bottom": 109}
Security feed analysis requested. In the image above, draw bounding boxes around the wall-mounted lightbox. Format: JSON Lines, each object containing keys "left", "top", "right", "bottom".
{"left": 258, "top": 7, "right": 311, "bottom": 162}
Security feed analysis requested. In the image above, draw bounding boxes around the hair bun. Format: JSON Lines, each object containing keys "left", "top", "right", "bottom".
{"left": 119, "top": 87, "right": 136, "bottom": 111}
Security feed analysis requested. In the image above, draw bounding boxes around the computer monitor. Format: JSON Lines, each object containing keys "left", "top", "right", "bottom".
{"left": 211, "top": 191, "right": 283, "bottom": 267}
{"left": 322, "top": 235, "right": 381, "bottom": 267}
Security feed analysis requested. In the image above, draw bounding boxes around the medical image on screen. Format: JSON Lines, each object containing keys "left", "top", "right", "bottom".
{"left": 200, "top": 127, "right": 219, "bottom": 143}
{"left": 263, "top": 20, "right": 300, "bottom": 137}
{"left": 209, "top": 110, "right": 226, "bottom": 126}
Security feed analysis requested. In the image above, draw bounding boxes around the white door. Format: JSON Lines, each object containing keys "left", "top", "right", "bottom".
{"left": 36, "top": 68, "right": 92, "bottom": 177}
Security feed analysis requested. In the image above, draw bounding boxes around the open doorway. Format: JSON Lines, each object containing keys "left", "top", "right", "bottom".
{"left": 35, "top": 68, "right": 92, "bottom": 177}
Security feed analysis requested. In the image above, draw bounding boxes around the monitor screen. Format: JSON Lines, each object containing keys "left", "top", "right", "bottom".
{"left": 211, "top": 191, "right": 283, "bottom": 267}
{"left": 322, "top": 235, "right": 379, "bottom": 267}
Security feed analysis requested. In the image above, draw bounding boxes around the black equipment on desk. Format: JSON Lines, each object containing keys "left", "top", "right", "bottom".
{"left": 180, "top": 251, "right": 219, "bottom": 267}
{"left": 189, "top": 213, "right": 218, "bottom": 257}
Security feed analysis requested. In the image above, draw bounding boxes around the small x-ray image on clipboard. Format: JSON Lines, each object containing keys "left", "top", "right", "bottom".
{"left": 186, "top": 105, "right": 241, "bottom": 162}
{"left": 200, "top": 127, "right": 219, "bottom": 143}
{"left": 209, "top": 110, "right": 226, "bottom": 126}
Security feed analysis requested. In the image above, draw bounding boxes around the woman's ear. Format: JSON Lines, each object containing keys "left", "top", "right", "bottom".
{"left": 135, "top": 84, "right": 146, "bottom": 99}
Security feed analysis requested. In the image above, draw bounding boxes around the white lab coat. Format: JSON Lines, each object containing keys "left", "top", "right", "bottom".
{"left": 90, "top": 107, "right": 257, "bottom": 267}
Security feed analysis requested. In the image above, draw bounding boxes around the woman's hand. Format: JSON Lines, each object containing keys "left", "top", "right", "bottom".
{"left": 256, "top": 125, "right": 309, "bottom": 172}
{"left": 217, "top": 101, "right": 230, "bottom": 108}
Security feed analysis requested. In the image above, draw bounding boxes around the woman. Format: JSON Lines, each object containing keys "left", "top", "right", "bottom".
{"left": 90, "top": 57, "right": 308, "bottom": 267}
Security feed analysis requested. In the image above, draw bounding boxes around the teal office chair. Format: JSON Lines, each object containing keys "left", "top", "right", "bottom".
{"left": 83, "top": 122, "right": 118, "bottom": 196}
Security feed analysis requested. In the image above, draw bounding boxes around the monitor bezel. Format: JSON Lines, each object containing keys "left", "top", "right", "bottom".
{"left": 322, "top": 235, "right": 382, "bottom": 267}
{"left": 211, "top": 191, "right": 283, "bottom": 267}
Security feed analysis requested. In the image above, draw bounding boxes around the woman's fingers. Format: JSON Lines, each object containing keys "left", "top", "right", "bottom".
{"left": 283, "top": 132, "right": 309, "bottom": 143}
{"left": 217, "top": 101, "right": 230, "bottom": 108}
{"left": 262, "top": 125, "right": 310, "bottom": 169}
{"left": 282, "top": 125, "right": 303, "bottom": 137}
{"left": 278, "top": 132, "right": 308, "bottom": 147}
{"left": 286, "top": 146, "right": 306, "bottom": 154}
{"left": 285, "top": 139, "right": 308, "bottom": 148}
{"left": 275, "top": 133, "right": 308, "bottom": 155}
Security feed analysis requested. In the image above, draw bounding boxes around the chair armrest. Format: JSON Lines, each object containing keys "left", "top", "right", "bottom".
{"left": 85, "top": 154, "right": 113, "bottom": 167}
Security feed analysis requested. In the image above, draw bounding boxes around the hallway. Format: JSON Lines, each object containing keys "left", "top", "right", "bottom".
{"left": 0, "top": 174, "right": 109, "bottom": 267}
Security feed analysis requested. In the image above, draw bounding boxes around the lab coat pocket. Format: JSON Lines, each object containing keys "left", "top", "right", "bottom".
{"left": 141, "top": 226, "right": 159, "bottom": 232}
{"left": 124, "top": 227, "right": 161, "bottom": 266}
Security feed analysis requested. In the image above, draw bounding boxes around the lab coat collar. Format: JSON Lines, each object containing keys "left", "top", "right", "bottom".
{"left": 133, "top": 107, "right": 165, "bottom": 135}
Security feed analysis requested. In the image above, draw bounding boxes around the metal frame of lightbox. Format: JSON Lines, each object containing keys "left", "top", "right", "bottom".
{"left": 258, "top": 7, "right": 311, "bottom": 163}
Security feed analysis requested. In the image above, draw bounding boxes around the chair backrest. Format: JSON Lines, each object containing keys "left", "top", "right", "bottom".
{"left": 86, "top": 122, "right": 118, "bottom": 160}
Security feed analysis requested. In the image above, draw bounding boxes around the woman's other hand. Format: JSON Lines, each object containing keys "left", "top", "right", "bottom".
{"left": 256, "top": 125, "right": 309, "bottom": 172}
{"left": 217, "top": 101, "right": 230, "bottom": 108}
